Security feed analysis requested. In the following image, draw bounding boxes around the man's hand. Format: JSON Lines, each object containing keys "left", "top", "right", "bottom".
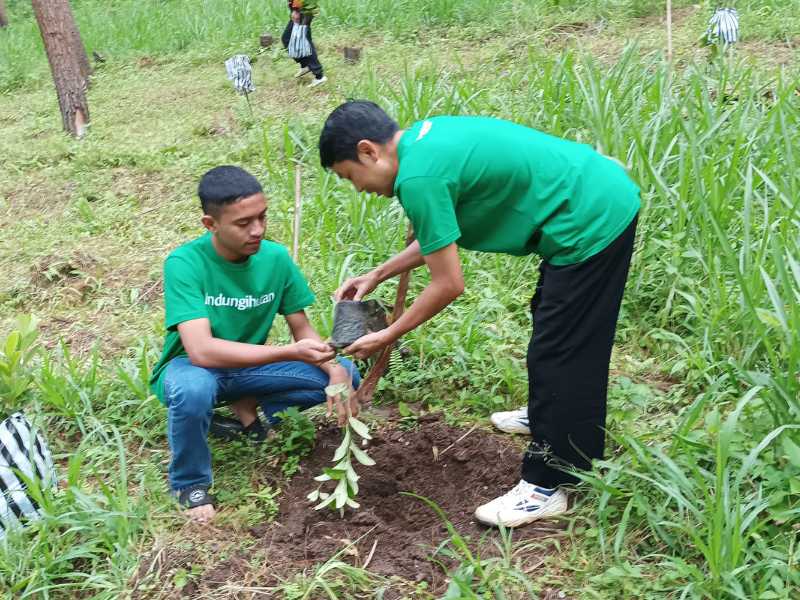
{"left": 335, "top": 272, "right": 380, "bottom": 301}
{"left": 291, "top": 339, "right": 336, "bottom": 364}
{"left": 325, "top": 364, "right": 358, "bottom": 426}
{"left": 344, "top": 329, "right": 392, "bottom": 360}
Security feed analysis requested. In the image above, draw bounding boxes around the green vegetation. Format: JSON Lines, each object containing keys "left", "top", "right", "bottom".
{"left": 1, "top": 0, "right": 798, "bottom": 597}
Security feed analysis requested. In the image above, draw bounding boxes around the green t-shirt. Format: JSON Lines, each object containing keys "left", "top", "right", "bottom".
{"left": 394, "top": 116, "right": 640, "bottom": 265}
{"left": 148, "top": 233, "right": 315, "bottom": 402}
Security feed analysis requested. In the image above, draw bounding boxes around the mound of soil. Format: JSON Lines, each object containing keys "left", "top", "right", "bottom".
{"left": 255, "top": 414, "right": 562, "bottom": 588}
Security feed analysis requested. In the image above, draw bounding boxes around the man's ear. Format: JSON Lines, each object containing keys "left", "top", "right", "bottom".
{"left": 356, "top": 139, "right": 380, "bottom": 162}
{"left": 201, "top": 214, "right": 217, "bottom": 232}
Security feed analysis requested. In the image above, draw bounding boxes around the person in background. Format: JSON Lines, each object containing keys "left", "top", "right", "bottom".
{"left": 281, "top": 0, "right": 326, "bottom": 87}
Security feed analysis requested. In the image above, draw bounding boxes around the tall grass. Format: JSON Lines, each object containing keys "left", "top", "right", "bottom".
{"left": 4, "top": 0, "right": 799, "bottom": 92}
{"left": 264, "top": 48, "right": 799, "bottom": 595}
{"left": 0, "top": 0, "right": 798, "bottom": 595}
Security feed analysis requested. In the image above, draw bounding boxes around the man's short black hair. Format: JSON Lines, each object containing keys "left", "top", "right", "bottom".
{"left": 198, "top": 165, "right": 263, "bottom": 215}
{"left": 319, "top": 100, "right": 399, "bottom": 168}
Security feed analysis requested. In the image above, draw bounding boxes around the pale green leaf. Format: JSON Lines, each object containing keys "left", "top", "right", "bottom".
{"left": 348, "top": 416, "right": 372, "bottom": 440}
{"left": 325, "top": 383, "right": 349, "bottom": 397}
{"left": 333, "top": 429, "right": 351, "bottom": 462}
{"left": 350, "top": 444, "right": 376, "bottom": 466}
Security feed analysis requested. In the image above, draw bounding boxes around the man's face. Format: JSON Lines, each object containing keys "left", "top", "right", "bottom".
{"left": 203, "top": 193, "right": 267, "bottom": 261}
{"left": 331, "top": 140, "right": 397, "bottom": 198}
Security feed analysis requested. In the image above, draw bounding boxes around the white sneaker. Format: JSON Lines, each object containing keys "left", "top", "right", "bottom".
{"left": 475, "top": 480, "right": 568, "bottom": 527}
{"left": 490, "top": 407, "right": 530, "bottom": 434}
{"left": 309, "top": 75, "right": 327, "bottom": 87}
{"left": 295, "top": 66, "right": 311, "bottom": 78}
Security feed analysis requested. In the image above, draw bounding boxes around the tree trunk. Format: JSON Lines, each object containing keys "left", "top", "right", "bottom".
{"left": 32, "top": 0, "right": 90, "bottom": 137}
{"left": 68, "top": 12, "right": 92, "bottom": 83}
{"left": 0, "top": 0, "right": 8, "bottom": 28}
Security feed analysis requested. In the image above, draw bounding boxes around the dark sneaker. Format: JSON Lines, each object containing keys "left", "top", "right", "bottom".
{"left": 209, "top": 414, "right": 244, "bottom": 441}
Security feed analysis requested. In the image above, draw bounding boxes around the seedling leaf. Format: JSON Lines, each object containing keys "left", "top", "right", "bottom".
{"left": 348, "top": 416, "right": 372, "bottom": 440}
{"left": 350, "top": 444, "right": 376, "bottom": 466}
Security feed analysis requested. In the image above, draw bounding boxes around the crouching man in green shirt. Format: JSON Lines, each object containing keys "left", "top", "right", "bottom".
{"left": 149, "top": 166, "right": 359, "bottom": 522}
{"left": 319, "top": 101, "right": 639, "bottom": 527}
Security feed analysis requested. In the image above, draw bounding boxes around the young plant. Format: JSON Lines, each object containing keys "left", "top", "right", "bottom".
{"left": 307, "top": 381, "right": 375, "bottom": 513}
{"left": 0, "top": 314, "right": 40, "bottom": 415}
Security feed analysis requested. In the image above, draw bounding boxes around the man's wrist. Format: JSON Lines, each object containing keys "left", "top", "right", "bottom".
{"left": 379, "top": 326, "right": 400, "bottom": 348}
{"left": 320, "top": 359, "right": 342, "bottom": 375}
{"left": 267, "top": 344, "right": 294, "bottom": 363}
{"left": 370, "top": 266, "right": 386, "bottom": 286}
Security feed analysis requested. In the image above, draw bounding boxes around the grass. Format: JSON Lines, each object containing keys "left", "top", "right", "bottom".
{"left": 1, "top": 0, "right": 799, "bottom": 597}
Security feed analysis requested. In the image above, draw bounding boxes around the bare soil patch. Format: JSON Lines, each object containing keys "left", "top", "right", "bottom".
{"left": 174, "top": 415, "right": 566, "bottom": 597}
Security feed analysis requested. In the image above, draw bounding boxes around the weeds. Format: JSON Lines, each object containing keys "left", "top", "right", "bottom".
{"left": 0, "top": 0, "right": 798, "bottom": 596}
{"left": 272, "top": 406, "right": 317, "bottom": 477}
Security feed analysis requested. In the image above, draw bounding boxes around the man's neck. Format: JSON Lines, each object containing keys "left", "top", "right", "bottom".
{"left": 211, "top": 235, "right": 248, "bottom": 263}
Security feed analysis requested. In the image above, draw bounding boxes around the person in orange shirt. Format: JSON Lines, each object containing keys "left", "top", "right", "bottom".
{"left": 281, "top": 1, "right": 326, "bottom": 87}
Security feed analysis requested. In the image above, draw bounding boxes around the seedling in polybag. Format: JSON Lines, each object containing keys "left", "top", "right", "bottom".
{"left": 307, "top": 381, "right": 375, "bottom": 513}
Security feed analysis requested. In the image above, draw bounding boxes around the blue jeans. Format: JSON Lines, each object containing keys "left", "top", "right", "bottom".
{"left": 163, "top": 357, "right": 361, "bottom": 492}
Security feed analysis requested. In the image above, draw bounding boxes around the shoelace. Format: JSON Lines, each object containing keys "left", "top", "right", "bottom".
{"left": 501, "top": 481, "right": 533, "bottom": 503}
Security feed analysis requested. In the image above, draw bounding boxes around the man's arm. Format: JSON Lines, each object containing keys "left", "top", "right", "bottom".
{"left": 335, "top": 240, "right": 425, "bottom": 301}
{"left": 284, "top": 310, "right": 359, "bottom": 424}
{"left": 178, "top": 318, "right": 333, "bottom": 369}
{"left": 371, "top": 240, "right": 426, "bottom": 284}
{"left": 284, "top": 311, "right": 351, "bottom": 377}
{"left": 344, "top": 243, "right": 464, "bottom": 358}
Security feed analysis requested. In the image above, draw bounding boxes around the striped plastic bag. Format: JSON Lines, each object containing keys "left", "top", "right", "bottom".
{"left": 0, "top": 412, "right": 57, "bottom": 539}
{"left": 288, "top": 23, "right": 313, "bottom": 59}
{"left": 707, "top": 8, "right": 739, "bottom": 45}
{"left": 224, "top": 54, "right": 255, "bottom": 95}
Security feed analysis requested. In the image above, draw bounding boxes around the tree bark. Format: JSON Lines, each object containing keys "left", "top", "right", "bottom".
{"left": 0, "top": 0, "right": 9, "bottom": 28}
{"left": 68, "top": 12, "right": 92, "bottom": 83}
{"left": 32, "top": 0, "right": 90, "bottom": 137}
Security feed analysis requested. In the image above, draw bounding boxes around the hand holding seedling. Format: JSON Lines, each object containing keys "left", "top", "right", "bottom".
{"left": 325, "top": 364, "right": 358, "bottom": 426}
{"left": 291, "top": 338, "right": 335, "bottom": 365}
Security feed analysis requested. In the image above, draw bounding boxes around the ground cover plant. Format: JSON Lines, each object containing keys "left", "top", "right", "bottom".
{"left": 0, "top": 0, "right": 799, "bottom": 597}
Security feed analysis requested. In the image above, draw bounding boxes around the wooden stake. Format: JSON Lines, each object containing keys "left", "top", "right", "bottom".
{"left": 666, "top": 0, "right": 673, "bottom": 61}
{"left": 292, "top": 164, "right": 302, "bottom": 262}
{"left": 354, "top": 226, "right": 415, "bottom": 405}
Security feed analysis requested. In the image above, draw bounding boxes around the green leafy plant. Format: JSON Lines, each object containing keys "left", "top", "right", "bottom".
{"left": 0, "top": 314, "right": 40, "bottom": 416}
{"left": 273, "top": 406, "right": 317, "bottom": 477}
{"left": 306, "top": 382, "right": 375, "bottom": 513}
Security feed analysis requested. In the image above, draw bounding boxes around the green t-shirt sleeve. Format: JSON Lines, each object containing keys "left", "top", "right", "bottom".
{"left": 278, "top": 252, "right": 316, "bottom": 315}
{"left": 163, "top": 256, "right": 208, "bottom": 329}
{"left": 397, "top": 176, "right": 461, "bottom": 255}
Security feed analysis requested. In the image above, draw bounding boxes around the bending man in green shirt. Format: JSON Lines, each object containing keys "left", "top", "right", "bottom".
{"left": 149, "top": 166, "right": 360, "bottom": 522}
{"left": 319, "top": 101, "right": 639, "bottom": 527}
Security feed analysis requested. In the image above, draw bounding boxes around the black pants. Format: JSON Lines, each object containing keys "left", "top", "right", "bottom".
{"left": 521, "top": 215, "right": 638, "bottom": 488}
{"left": 281, "top": 20, "right": 324, "bottom": 79}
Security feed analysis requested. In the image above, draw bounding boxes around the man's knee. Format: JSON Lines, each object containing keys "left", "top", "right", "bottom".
{"left": 164, "top": 363, "right": 218, "bottom": 418}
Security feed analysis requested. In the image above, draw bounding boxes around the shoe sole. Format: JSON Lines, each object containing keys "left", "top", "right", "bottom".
{"left": 295, "top": 69, "right": 311, "bottom": 78}
{"left": 474, "top": 498, "right": 568, "bottom": 528}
